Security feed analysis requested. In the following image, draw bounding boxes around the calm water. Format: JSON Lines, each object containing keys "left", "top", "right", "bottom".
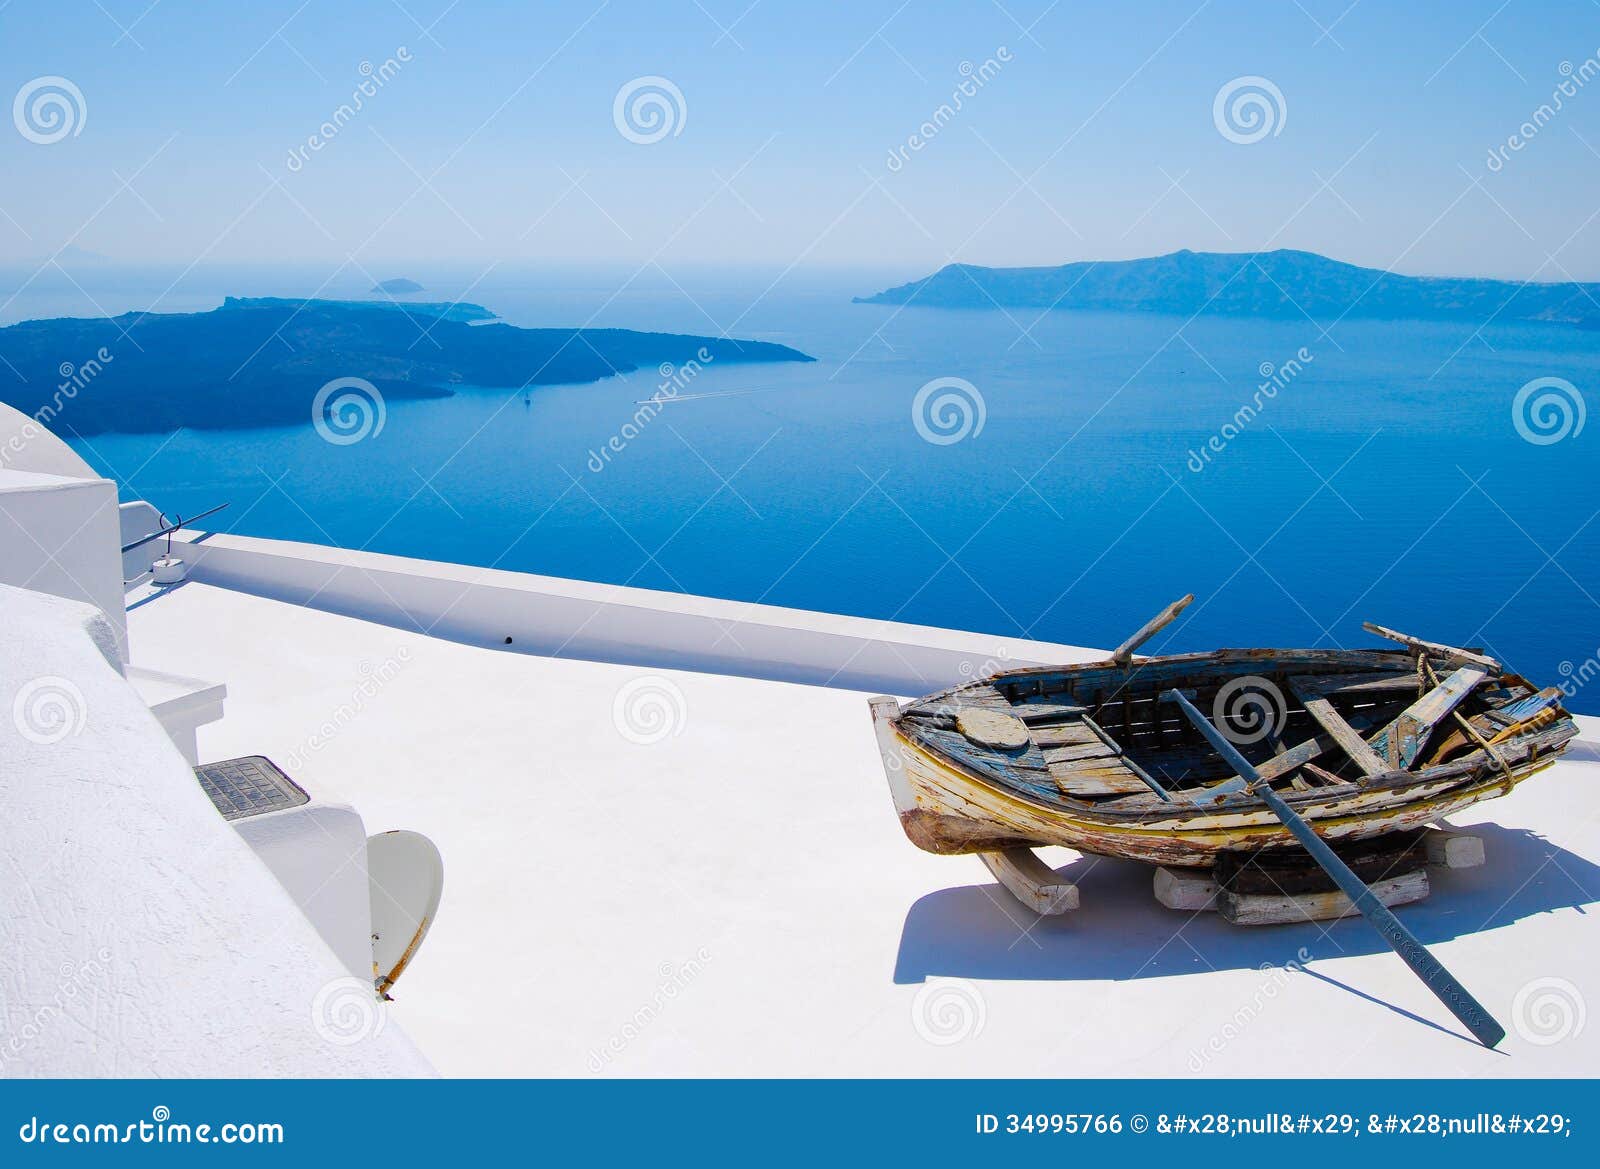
{"left": 26, "top": 267, "right": 1600, "bottom": 711}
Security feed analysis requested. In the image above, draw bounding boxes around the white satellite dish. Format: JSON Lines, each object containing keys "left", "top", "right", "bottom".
{"left": 367, "top": 830, "right": 444, "bottom": 996}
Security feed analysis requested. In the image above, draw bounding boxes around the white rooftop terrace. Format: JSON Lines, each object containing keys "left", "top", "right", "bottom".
{"left": 4, "top": 402, "right": 1596, "bottom": 1078}
{"left": 120, "top": 535, "right": 1600, "bottom": 1079}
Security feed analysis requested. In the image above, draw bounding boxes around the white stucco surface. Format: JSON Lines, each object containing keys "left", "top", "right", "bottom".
{"left": 124, "top": 574, "right": 1600, "bottom": 1079}
{"left": 0, "top": 584, "right": 433, "bottom": 1078}
{"left": 0, "top": 469, "right": 128, "bottom": 661}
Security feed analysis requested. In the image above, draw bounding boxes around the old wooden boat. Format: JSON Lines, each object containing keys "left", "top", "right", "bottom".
{"left": 868, "top": 600, "right": 1577, "bottom": 869}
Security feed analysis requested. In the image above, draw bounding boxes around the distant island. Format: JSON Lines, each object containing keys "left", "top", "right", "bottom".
{"left": 0, "top": 298, "right": 812, "bottom": 435}
{"left": 371, "top": 278, "right": 425, "bottom": 294}
{"left": 854, "top": 248, "right": 1600, "bottom": 326}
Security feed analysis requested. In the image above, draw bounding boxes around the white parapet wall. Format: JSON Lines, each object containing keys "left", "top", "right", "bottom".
{"left": 167, "top": 527, "right": 1107, "bottom": 694}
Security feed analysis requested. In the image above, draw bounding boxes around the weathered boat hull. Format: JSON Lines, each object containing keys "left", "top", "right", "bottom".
{"left": 867, "top": 693, "right": 1566, "bottom": 867}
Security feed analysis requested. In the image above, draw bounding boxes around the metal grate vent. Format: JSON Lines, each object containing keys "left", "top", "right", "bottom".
{"left": 194, "top": 755, "right": 309, "bottom": 821}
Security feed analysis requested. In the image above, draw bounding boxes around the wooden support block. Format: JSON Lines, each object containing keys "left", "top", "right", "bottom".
{"left": 1153, "top": 866, "right": 1217, "bottom": 911}
{"left": 1423, "top": 827, "right": 1486, "bottom": 870}
{"left": 1218, "top": 869, "right": 1429, "bottom": 925}
{"left": 979, "top": 848, "right": 1079, "bottom": 915}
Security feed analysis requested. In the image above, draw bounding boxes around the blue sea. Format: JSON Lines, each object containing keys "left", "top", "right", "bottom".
{"left": 14, "top": 265, "right": 1599, "bottom": 711}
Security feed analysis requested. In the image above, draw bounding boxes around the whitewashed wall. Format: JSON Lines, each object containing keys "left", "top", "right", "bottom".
{"left": 0, "top": 584, "right": 432, "bottom": 1077}
{"left": 171, "top": 528, "right": 1105, "bottom": 694}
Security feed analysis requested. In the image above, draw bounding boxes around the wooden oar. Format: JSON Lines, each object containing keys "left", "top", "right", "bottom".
{"left": 1109, "top": 594, "right": 1194, "bottom": 664}
{"left": 1163, "top": 688, "right": 1506, "bottom": 1048}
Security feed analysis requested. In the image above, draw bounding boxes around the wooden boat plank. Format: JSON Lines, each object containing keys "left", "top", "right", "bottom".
{"left": 1368, "top": 664, "right": 1489, "bottom": 768}
{"left": 1255, "top": 706, "right": 1390, "bottom": 780}
{"left": 910, "top": 726, "right": 1061, "bottom": 804}
{"left": 1291, "top": 669, "right": 1420, "bottom": 697}
{"left": 1047, "top": 763, "right": 1152, "bottom": 796}
{"left": 1289, "top": 678, "right": 1389, "bottom": 777}
{"left": 1042, "top": 740, "right": 1119, "bottom": 763}
{"left": 1014, "top": 702, "right": 1091, "bottom": 722}
{"left": 1029, "top": 722, "right": 1102, "bottom": 749}
{"left": 993, "top": 648, "right": 1414, "bottom": 700}
{"left": 1110, "top": 594, "right": 1194, "bottom": 663}
{"left": 1496, "top": 686, "right": 1562, "bottom": 723}
{"left": 1362, "top": 621, "right": 1499, "bottom": 669}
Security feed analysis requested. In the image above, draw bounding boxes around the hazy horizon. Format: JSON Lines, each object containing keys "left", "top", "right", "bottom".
{"left": 4, "top": 1, "right": 1599, "bottom": 288}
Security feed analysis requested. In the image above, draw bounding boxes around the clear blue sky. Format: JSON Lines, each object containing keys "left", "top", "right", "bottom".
{"left": 2, "top": 0, "right": 1598, "bottom": 279}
